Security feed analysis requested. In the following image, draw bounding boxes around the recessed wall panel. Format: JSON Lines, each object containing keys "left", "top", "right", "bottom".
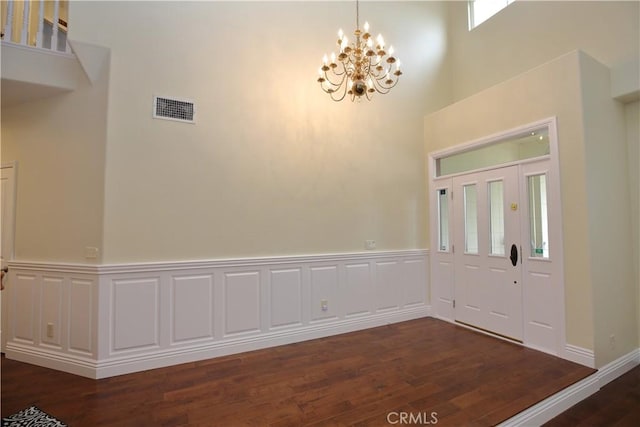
{"left": 344, "top": 263, "right": 371, "bottom": 317}
{"left": 404, "top": 259, "right": 426, "bottom": 306}
{"left": 310, "top": 266, "right": 338, "bottom": 321}
{"left": 376, "top": 261, "right": 400, "bottom": 311}
{"left": 224, "top": 271, "right": 260, "bottom": 336}
{"left": 69, "top": 279, "right": 93, "bottom": 354}
{"left": 14, "top": 274, "right": 36, "bottom": 343}
{"left": 269, "top": 268, "right": 302, "bottom": 329}
{"left": 112, "top": 278, "right": 160, "bottom": 351}
{"left": 172, "top": 275, "right": 214, "bottom": 343}
{"left": 41, "top": 276, "right": 63, "bottom": 347}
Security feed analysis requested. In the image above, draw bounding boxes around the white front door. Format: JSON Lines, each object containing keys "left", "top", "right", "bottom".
{"left": 1, "top": 164, "right": 16, "bottom": 352}
{"left": 453, "top": 165, "right": 523, "bottom": 340}
{"left": 430, "top": 119, "right": 565, "bottom": 356}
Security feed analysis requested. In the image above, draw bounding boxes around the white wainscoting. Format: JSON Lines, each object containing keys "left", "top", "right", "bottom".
{"left": 5, "top": 250, "right": 429, "bottom": 378}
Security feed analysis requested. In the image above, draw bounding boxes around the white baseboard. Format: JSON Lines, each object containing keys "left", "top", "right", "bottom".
{"left": 564, "top": 343, "right": 596, "bottom": 368}
{"left": 499, "top": 347, "right": 640, "bottom": 426}
{"left": 5, "top": 342, "right": 98, "bottom": 378}
{"left": 5, "top": 305, "right": 430, "bottom": 379}
{"left": 94, "top": 305, "right": 431, "bottom": 378}
{"left": 597, "top": 348, "right": 640, "bottom": 388}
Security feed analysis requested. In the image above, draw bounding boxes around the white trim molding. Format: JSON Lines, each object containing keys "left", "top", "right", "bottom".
{"left": 597, "top": 348, "right": 640, "bottom": 388}
{"left": 564, "top": 343, "right": 596, "bottom": 368}
{"left": 499, "top": 348, "right": 640, "bottom": 426}
{"left": 4, "top": 250, "right": 430, "bottom": 378}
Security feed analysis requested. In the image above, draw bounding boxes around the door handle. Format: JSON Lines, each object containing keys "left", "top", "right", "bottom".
{"left": 510, "top": 244, "right": 518, "bottom": 267}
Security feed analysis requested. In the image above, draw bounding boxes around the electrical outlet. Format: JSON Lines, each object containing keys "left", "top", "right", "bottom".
{"left": 47, "top": 323, "right": 54, "bottom": 338}
{"left": 365, "top": 240, "right": 376, "bottom": 250}
{"left": 321, "top": 299, "right": 329, "bottom": 312}
{"left": 85, "top": 246, "right": 99, "bottom": 259}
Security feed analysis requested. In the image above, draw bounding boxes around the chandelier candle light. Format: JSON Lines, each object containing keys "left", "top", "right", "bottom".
{"left": 317, "top": 0, "right": 402, "bottom": 102}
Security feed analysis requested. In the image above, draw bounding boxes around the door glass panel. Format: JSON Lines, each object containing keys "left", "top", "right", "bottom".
{"left": 528, "top": 174, "right": 549, "bottom": 258}
{"left": 464, "top": 184, "right": 478, "bottom": 254}
{"left": 489, "top": 180, "right": 505, "bottom": 255}
{"left": 438, "top": 189, "right": 450, "bottom": 251}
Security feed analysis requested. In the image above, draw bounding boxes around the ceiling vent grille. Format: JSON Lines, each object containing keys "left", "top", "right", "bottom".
{"left": 153, "top": 96, "right": 195, "bottom": 123}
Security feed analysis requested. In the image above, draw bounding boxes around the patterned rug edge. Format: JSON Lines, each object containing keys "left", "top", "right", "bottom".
{"left": 2, "top": 406, "right": 67, "bottom": 427}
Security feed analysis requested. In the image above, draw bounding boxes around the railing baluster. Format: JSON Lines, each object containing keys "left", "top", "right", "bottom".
{"left": 36, "top": 0, "right": 45, "bottom": 48}
{"left": 20, "top": 0, "right": 30, "bottom": 45}
{"left": 4, "top": 0, "right": 15, "bottom": 42}
{"left": 2, "top": 0, "right": 69, "bottom": 52}
{"left": 51, "top": 0, "right": 60, "bottom": 51}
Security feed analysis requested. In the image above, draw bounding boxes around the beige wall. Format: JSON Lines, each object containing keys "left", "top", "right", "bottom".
{"left": 425, "top": 51, "right": 594, "bottom": 350}
{"left": 67, "top": 1, "right": 451, "bottom": 263}
{"left": 626, "top": 101, "right": 640, "bottom": 345}
{"left": 448, "top": 0, "right": 639, "bottom": 103}
{"left": 1, "top": 57, "right": 109, "bottom": 263}
{"left": 579, "top": 54, "right": 637, "bottom": 366}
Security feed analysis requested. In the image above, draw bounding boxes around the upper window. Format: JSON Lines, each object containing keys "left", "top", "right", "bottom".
{"left": 468, "top": 0, "right": 515, "bottom": 29}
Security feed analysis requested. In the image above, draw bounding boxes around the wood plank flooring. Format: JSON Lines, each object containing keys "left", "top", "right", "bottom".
{"left": 544, "top": 365, "right": 640, "bottom": 426}
{"left": 2, "top": 318, "right": 596, "bottom": 426}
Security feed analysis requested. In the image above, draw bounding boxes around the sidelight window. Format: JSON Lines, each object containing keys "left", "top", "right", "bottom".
{"left": 528, "top": 174, "right": 549, "bottom": 258}
{"left": 438, "top": 189, "right": 450, "bottom": 252}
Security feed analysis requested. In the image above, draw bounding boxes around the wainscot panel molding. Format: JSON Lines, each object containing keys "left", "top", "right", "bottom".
{"left": 4, "top": 250, "right": 429, "bottom": 378}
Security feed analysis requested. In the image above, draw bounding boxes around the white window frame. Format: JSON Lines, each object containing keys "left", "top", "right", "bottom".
{"left": 468, "top": 0, "right": 515, "bottom": 30}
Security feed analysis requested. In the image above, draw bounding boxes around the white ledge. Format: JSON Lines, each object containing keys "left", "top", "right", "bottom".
{"left": 8, "top": 249, "right": 430, "bottom": 274}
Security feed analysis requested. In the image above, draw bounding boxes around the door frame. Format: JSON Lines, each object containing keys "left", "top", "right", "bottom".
{"left": 428, "top": 117, "right": 567, "bottom": 357}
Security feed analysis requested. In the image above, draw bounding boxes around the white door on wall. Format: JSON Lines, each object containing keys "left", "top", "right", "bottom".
{"left": 1, "top": 164, "right": 16, "bottom": 352}
{"left": 430, "top": 119, "right": 565, "bottom": 356}
{"left": 453, "top": 165, "right": 523, "bottom": 340}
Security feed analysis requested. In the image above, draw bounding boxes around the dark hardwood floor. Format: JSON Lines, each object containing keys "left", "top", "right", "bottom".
{"left": 2, "top": 318, "right": 596, "bottom": 426}
{"left": 544, "top": 365, "right": 640, "bottom": 426}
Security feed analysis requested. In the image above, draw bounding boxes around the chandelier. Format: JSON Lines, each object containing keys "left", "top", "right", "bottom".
{"left": 317, "top": 0, "right": 402, "bottom": 102}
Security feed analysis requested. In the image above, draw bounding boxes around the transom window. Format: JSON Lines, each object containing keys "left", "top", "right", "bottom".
{"left": 468, "top": 0, "right": 515, "bottom": 29}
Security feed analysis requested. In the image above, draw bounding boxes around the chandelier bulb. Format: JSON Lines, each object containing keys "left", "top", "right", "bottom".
{"left": 323, "top": 54, "right": 328, "bottom": 65}
{"left": 376, "top": 34, "right": 384, "bottom": 48}
{"left": 389, "top": 45, "right": 394, "bottom": 56}
{"left": 330, "top": 52, "right": 336, "bottom": 63}
{"left": 338, "top": 28, "right": 344, "bottom": 40}
{"left": 364, "top": 21, "right": 370, "bottom": 32}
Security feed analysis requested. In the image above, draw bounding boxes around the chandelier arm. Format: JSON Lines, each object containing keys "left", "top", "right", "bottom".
{"left": 364, "top": 88, "right": 373, "bottom": 101}
{"left": 330, "top": 78, "right": 349, "bottom": 101}
{"left": 323, "top": 72, "right": 346, "bottom": 88}
{"left": 369, "top": 75, "right": 396, "bottom": 94}
{"left": 331, "top": 64, "right": 349, "bottom": 77}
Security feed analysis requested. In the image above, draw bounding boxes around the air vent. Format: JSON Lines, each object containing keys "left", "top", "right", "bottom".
{"left": 153, "top": 96, "right": 195, "bottom": 123}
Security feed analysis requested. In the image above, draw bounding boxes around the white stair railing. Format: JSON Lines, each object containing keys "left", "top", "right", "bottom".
{"left": 1, "top": 0, "right": 69, "bottom": 53}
